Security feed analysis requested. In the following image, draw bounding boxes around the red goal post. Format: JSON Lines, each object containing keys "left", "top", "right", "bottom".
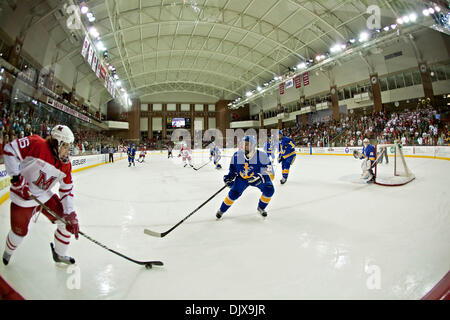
{"left": 374, "top": 142, "right": 415, "bottom": 186}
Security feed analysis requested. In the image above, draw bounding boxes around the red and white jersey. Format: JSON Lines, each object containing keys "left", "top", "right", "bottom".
{"left": 3, "top": 135, "right": 74, "bottom": 213}
{"left": 140, "top": 149, "right": 146, "bottom": 156}
{"left": 180, "top": 145, "right": 191, "bottom": 159}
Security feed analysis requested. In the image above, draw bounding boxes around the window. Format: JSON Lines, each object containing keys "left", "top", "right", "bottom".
{"left": 404, "top": 72, "right": 413, "bottom": 87}
{"left": 350, "top": 86, "right": 357, "bottom": 98}
{"left": 395, "top": 73, "right": 405, "bottom": 88}
{"left": 412, "top": 70, "right": 422, "bottom": 85}
{"left": 338, "top": 89, "right": 344, "bottom": 100}
{"left": 380, "top": 78, "right": 388, "bottom": 91}
{"left": 344, "top": 88, "right": 351, "bottom": 99}
{"left": 445, "top": 64, "right": 450, "bottom": 80}
{"left": 436, "top": 65, "right": 447, "bottom": 81}
{"left": 387, "top": 76, "right": 396, "bottom": 90}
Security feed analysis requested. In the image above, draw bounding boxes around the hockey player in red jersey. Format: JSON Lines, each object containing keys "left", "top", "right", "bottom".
{"left": 2, "top": 125, "right": 80, "bottom": 266}
{"left": 138, "top": 146, "right": 147, "bottom": 163}
{"left": 178, "top": 142, "right": 193, "bottom": 168}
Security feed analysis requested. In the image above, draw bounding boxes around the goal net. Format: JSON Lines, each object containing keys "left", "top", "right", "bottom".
{"left": 374, "top": 143, "right": 415, "bottom": 186}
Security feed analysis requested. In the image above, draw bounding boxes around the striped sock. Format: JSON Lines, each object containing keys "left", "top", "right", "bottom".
{"left": 54, "top": 222, "right": 71, "bottom": 257}
{"left": 4, "top": 231, "right": 24, "bottom": 256}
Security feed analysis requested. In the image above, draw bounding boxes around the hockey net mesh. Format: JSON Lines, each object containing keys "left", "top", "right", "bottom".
{"left": 375, "top": 143, "right": 415, "bottom": 186}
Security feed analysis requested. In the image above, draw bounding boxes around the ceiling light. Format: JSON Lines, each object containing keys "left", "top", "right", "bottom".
{"left": 409, "top": 13, "right": 417, "bottom": 22}
{"left": 257, "top": 86, "right": 262, "bottom": 92}
{"left": 391, "top": 24, "right": 397, "bottom": 29}
{"left": 402, "top": 16, "right": 410, "bottom": 23}
{"left": 297, "top": 62, "right": 306, "bottom": 69}
{"left": 397, "top": 17, "right": 404, "bottom": 24}
{"left": 349, "top": 38, "right": 356, "bottom": 44}
{"left": 359, "top": 32, "right": 369, "bottom": 42}
{"left": 435, "top": 6, "right": 441, "bottom": 12}
{"left": 80, "top": 5, "right": 89, "bottom": 14}
{"left": 423, "top": 9, "right": 430, "bottom": 16}
{"left": 96, "top": 41, "right": 106, "bottom": 51}
{"left": 89, "top": 27, "right": 99, "bottom": 38}
{"left": 383, "top": 26, "right": 390, "bottom": 31}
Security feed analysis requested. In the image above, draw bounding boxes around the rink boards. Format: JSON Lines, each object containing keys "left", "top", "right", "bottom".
{"left": 0, "top": 146, "right": 448, "bottom": 204}
{"left": 0, "top": 152, "right": 126, "bottom": 204}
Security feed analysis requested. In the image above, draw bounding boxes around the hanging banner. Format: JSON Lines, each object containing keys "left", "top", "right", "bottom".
{"left": 294, "top": 75, "right": 302, "bottom": 88}
{"left": 91, "top": 54, "right": 98, "bottom": 72}
{"left": 285, "top": 78, "right": 294, "bottom": 89}
{"left": 96, "top": 61, "right": 102, "bottom": 78}
{"left": 303, "top": 72, "right": 310, "bottom": 86}
{"left": 81, "top": 36, "right": 89, "bottom": 59}
{"left": 100, "top": 65, "right": 106, "bottom": 80}
{"left": 87, "top": 45, "right": 94, "bottom": 65}
{"left": 279, "top": 83, "right": 285, "bottom": 95}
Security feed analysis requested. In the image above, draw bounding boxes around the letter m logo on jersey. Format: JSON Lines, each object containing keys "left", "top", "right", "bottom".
{"left": 33, "top": 170, "right": 57, "bottom": 190}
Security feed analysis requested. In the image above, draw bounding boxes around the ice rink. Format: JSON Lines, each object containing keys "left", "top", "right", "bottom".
{"left": 0, "top": 151, "right": 449, "bottom": 299}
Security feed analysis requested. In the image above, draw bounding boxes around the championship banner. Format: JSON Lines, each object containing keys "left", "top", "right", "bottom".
{"left": 100, "top": 65, "right": 106, "bottom": 79}
{"left": 104, "top": 73, "right": 109, "bottom": 88}
{"left": 87, "top": 45, "right": 94, "bottom": 65}
{"left": 81, "top": 36, "right": 89, "bottom": 59}
{"left": 285, "top": 78, "right": 294, "bottom": 89}
{"left": 96, "top": 61, "right": 102, "bottom": 78}
{"left": 303, "top": 72, "right": 310, "bottom": 86}
{"left": 294, "top": 75, "right": 302, "bottom": 88}
{"left": 46, "top": 97, "right": 91, "bottom": 123}
{"left": 91, "top": 54, "right": 98, "bottom": 72}
{"left": 279, "top": 83, "right": 285, "bottom": 95}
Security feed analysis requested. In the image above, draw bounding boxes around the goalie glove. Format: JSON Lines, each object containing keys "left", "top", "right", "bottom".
{"left": 353, "top": 150, "right": 362, "bottom": 159}
{"left": 247, "top": 173, "right": 265, "bottom": 187}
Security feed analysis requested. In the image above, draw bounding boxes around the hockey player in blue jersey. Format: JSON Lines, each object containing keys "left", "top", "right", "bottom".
{"left": 209, "top": 142, "right": 215, "bottom": 161}
{"left": 127, "top": 144, "right": 136, "bottom": 167}
{"left": 216, "top": 135, "right": 275, "bottom": 219}
{"left": 353, "top": 138, "right": 376, "bottom": 183}
{"left": 264, "top": 136, "right": 275, "bottom": 163}
{"left": 212, "top": 145, "right": 222, "bottom": 169}
{"left": 278, "top": 130, "right": 296, "bottom": 184}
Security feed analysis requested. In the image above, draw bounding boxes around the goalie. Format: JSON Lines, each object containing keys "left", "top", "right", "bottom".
{"left": 353, "top": 138, "right": 376, "bottom": 183}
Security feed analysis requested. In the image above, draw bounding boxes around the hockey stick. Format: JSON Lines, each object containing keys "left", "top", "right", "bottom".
{"left": 193, "top": 159, "right": 211, "bottom": 171}
{"left": 31, "top": 195, "right": 163, "bottom": 269}
{"left": 144, "top": 185, "right": 228, "bottom": 238}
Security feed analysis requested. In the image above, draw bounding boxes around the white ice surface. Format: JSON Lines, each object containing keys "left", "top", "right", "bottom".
{"left": 0, "top": 151, "right": 449, "bottom": 300}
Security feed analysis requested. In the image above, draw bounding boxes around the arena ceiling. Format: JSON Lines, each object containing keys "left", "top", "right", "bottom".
{"left": 22, "top": 0, "right": 429, "bottom": 102}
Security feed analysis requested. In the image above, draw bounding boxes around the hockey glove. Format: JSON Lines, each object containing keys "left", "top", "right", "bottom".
{"left": 10, "top": 175, "right": 31, "bottom": 200}
{"left": 223, "top": 175, "right": 236, "bottom": 188}
{"left": 353, "top": 150, "right": 361, "bottom": 159}
{"left": 64, "top": 212, "right": 79, "bottom": 240}
{"left": 248, "top": 173, "right": 265, "bottom": 187}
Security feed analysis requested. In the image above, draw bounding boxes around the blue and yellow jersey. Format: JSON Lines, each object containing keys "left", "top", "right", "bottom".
{"left": 127, "top": 147, "right": 136, "bottom": 157}
{"left": 227, "top": 150, "right": 274, "bottom": 182}
{"left": 361, "top": 144, "right": 376, "bottom": 161}
{"left": 279, "top": 136, "right": 296, "bottom": 159}
{"left": 264, "top": 141, "right": 273, "bottom": 155}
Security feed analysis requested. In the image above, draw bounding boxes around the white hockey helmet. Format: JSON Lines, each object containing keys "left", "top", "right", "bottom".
{"left": 51, "top": 125, "right": 75, "bottom": 147}
{"left": 363, "top": 138, "right": 370, "bottom": 145}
